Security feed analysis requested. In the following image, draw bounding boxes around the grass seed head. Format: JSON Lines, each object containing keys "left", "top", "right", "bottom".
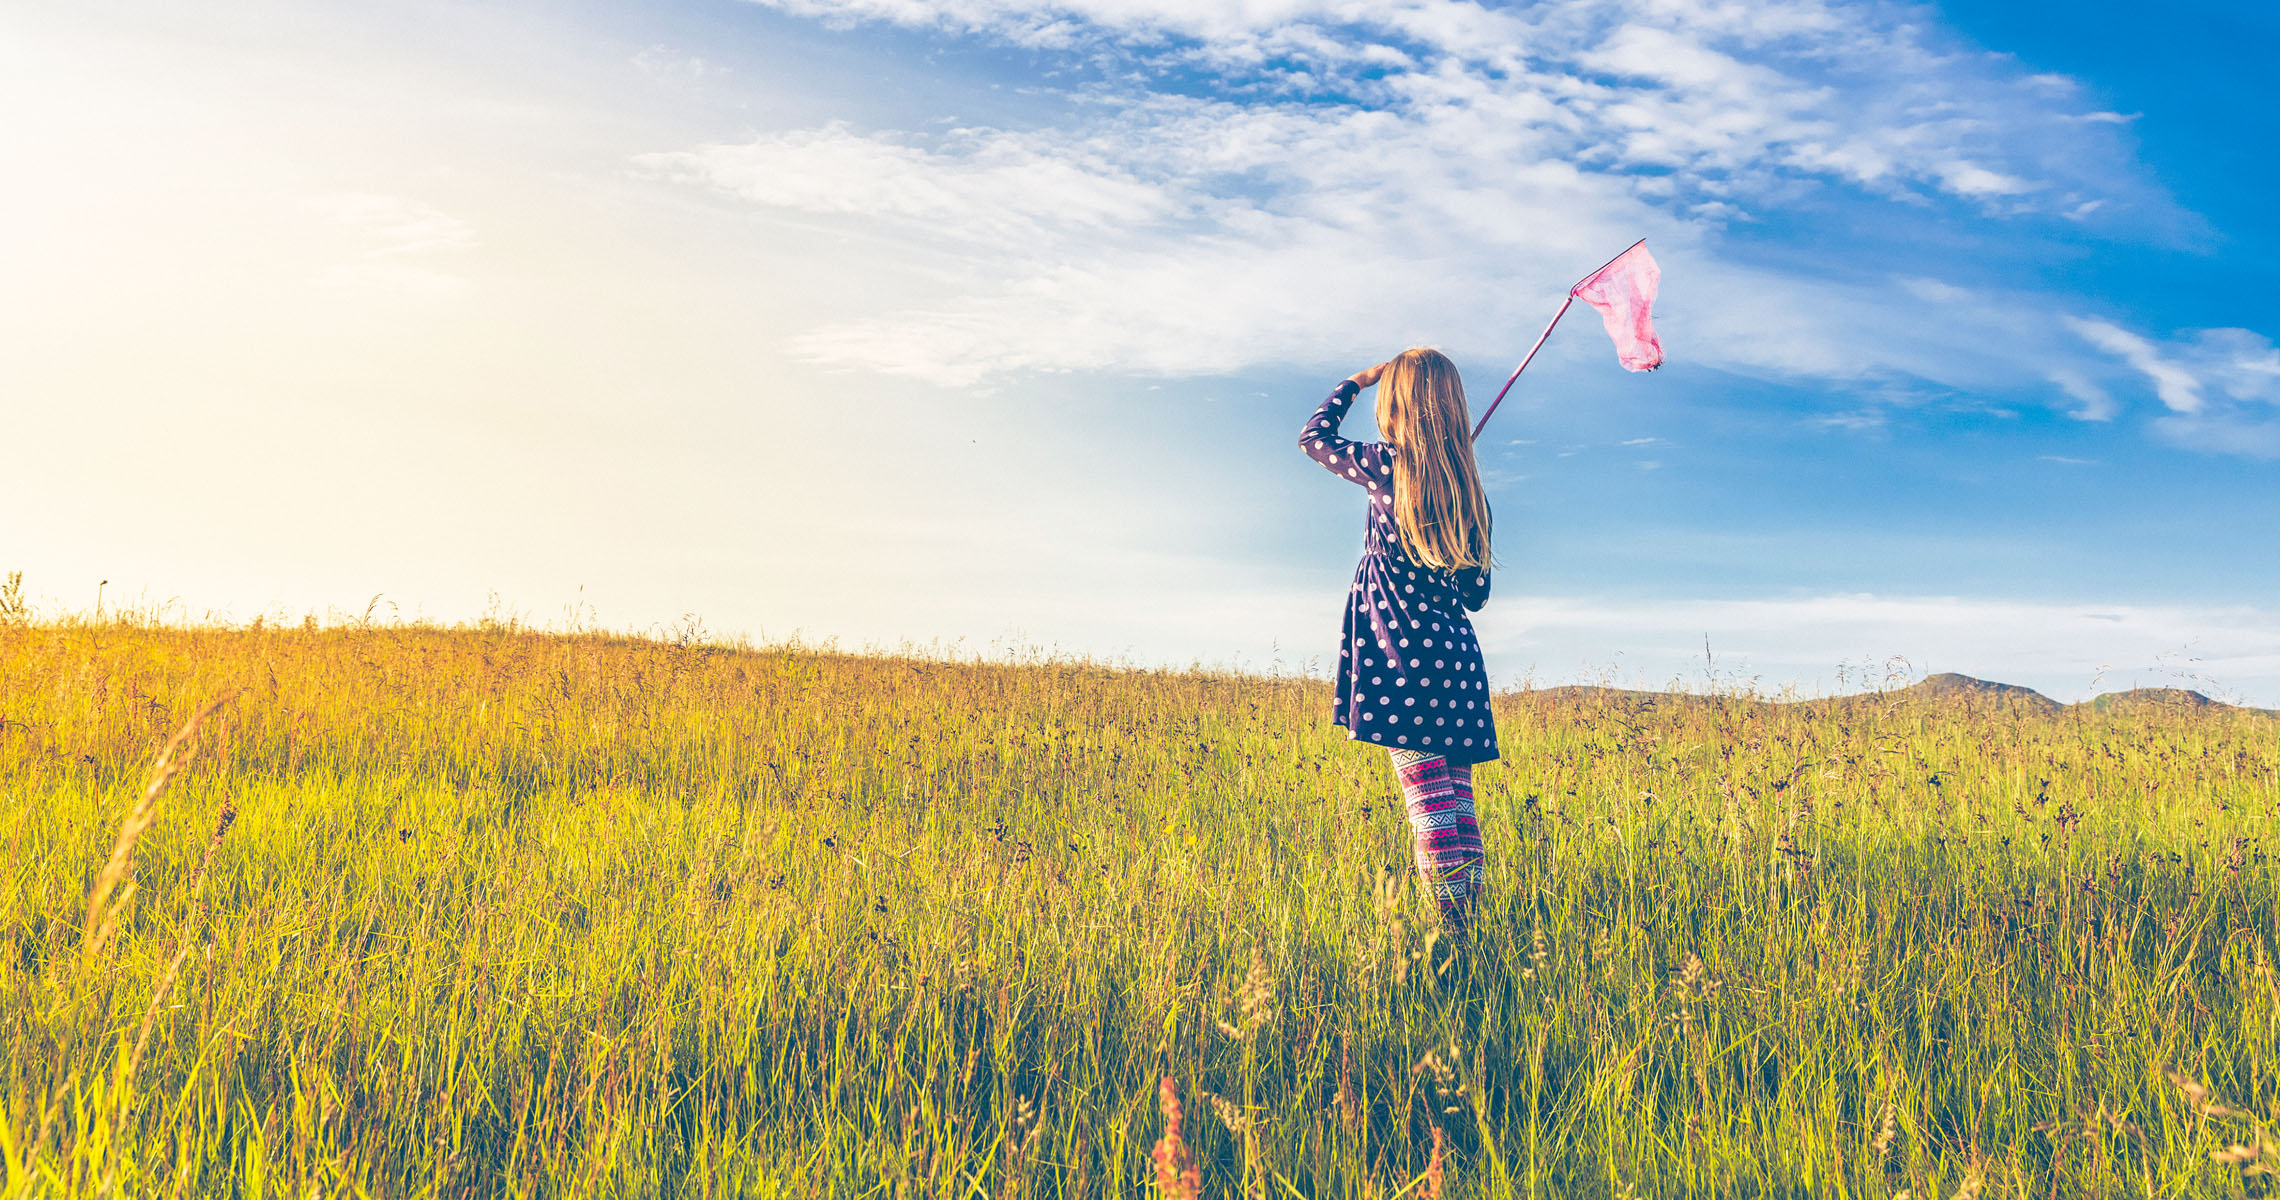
{"left": 2165, "top": 1066, "right": 2236, "bottom": 1116}
{"left": 1150, "top": 1078, "right": 1201, "bottom": 1200}
{"left": 2210, "top": 1134, "right": 2272, "bottom": 1176}
{"left": 1216, "top": 942, "right": 1277, "bottom": 1042}
{"left": 1422, "top": 1125, "right": 1448, "bottom": 1200}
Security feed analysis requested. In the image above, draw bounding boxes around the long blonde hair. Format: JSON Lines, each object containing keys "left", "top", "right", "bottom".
{"left": 1376, "top": 347, "right": 1493, "bottom": 572}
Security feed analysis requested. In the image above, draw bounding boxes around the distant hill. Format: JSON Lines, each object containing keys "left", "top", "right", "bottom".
{"left": 1899, "top": 672, "right": 2062, "bottom": 710}
{"left": 2080, "top": 687, "right": 2220, "bottom": 710}
{"left": 1513, "top": 673, "right": 2274, "bottom": 716}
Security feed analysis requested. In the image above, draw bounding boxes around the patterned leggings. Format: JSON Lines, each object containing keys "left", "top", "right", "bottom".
{"left": 1388, "top": 749, "right": 1484, "bottom": 930}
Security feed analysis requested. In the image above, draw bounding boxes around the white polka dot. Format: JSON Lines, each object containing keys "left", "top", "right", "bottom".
{"left": 1464, "top": 738, "right": 1474, "bottom": 746}
{"left": 1408, "top": 658, "right": 1419, "bottom": 667}
{"left": 1436, "top": 660, "right": 1445, "bottom": 669}
{"left": 1363, "top": 712, "right": 1374, "bottom": 721}
{"left": 1423, "top": 638, "right": 1434, "bottom": 647}
{"left": 1397, "top": 735, "right": 1407, "bottom": 744}
{"left": 1403, "top": 697, "right": 1414, "bottom": 706}
{"left": 1371, "top": 676, "right": 1381, "bottom": 684}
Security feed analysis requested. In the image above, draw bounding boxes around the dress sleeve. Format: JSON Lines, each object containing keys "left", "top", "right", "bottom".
{"left": 1457, "top": 566, "right": 1491, "bottom": 613}
{"left": 1298, "top": 379, "right": 1391, "bottom": 488}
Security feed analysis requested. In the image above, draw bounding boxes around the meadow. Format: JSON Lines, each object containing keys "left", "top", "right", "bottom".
{"left": 2, "top": 613, "right": 2275, "bottom": 1198}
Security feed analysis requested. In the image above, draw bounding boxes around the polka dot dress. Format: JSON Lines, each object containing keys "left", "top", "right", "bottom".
{"left": 1300, "top": 379, "right": 1499, "bottom": 765}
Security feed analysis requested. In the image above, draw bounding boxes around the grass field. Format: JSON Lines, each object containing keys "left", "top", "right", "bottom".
{"left": 3, "top": 616, "right": 2276, "bottom": 1198}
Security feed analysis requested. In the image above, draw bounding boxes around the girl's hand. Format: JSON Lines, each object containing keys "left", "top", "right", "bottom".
{"left": 1347, "top": 361, "right": 1390, "bottom": 389}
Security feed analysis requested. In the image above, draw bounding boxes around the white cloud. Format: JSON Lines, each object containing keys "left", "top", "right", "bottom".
{"left": 658, "top": 0, "right": 2193, "bottom": 406}
{"left": 2066, "top": 316, "right": 2202, "bottom": 413}
{"left": 1808, "top": 409, "right": 1884, "bottom": 432}
{"left": 1935, "top": 161, "right": 2037, "bottom": 198}
{"left": 2045, "top": 367, "right": 2116, "bottom": 422}
{"left": 2068, "top": 319, "right": 2280, "bottom": 456}
{"left": 632, "top": 45, "right": 726, "bottom": 85}
{"left": 636, "top": 123, "right": 1173, "bottom": 241}
{"left": 319, "top": 193, "right": 479, "bottom": 257}
{"left": 2196, "top": 327, "right": 2280, "bottom": 400}
{"left": 314, "top": 193, "right": 478, "bottom": 295}
{"left": 741, "top": 0, "right": 2163, "bottom": 214}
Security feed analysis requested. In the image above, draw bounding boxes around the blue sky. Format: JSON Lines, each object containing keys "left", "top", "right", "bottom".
{"left": 4, "top": 0, "right": 2276, "bottom": 702}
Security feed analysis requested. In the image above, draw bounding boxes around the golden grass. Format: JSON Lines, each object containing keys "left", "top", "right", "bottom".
{"left": 1, "top": 615, "right": 2275, "bottom": 1197}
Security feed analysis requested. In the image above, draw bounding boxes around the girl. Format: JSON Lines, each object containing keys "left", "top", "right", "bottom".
{"left": 1298, "top": 347, "right": 1497, "bottom": 934}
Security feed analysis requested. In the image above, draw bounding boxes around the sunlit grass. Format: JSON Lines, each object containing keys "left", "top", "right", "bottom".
{"left": 2, "top": 614, "right": 2275, "bottom": 1197}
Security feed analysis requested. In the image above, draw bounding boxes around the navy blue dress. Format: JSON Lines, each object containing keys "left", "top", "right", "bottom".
{"left": 1300, "top": 379, "right": 1499, "bottom": 765}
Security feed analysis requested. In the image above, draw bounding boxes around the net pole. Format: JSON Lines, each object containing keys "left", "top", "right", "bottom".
{"left": 1470, "top": 295, "right": 1573, "bottom": 442}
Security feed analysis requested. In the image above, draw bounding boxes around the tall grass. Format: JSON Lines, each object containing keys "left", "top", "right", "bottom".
{"left": 1, "top": 616, "right": 2274, "bottom": 1197}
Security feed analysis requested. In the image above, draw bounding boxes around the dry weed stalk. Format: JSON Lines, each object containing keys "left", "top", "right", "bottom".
{"left": 128, "top": 798, "right": 238, "bottom": 1074}
{"left": 1335, "top": 1036, "right": 1360, "bottom": 1134}
{"left": 82, "top": 694, "right": 232, "bottom": 966}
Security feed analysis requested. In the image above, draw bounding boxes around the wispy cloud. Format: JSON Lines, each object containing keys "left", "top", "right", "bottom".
{"left": 740, "top": 0, "right": 2169, "bottom": 215}
{"left": 319, "top": 193, "right": 479, "bottom": 257}
{"left": 313, "top": 193, "right": 478, "bottom": 295}
{"left": 2069, "top": 317, "right": 2280, "bottom": 457}
{"left": 2065, "top": 316, "right": 2203, "bottom": 413}
{"left": 632, "top": 0, "right": 2197, "bottom": 393}
{"left": 2044, "top": 367, "right": 2117, "bottom": 422}
{"left": 632, "top": 45, "right": 727, "bottom": 86}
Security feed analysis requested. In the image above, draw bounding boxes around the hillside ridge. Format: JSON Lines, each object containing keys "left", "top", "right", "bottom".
{"left": 1526, "top": 672, "right": 2274, "bottom": 715}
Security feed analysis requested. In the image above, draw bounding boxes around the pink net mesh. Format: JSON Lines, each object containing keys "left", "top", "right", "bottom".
{"left": 1569, "top": 242, "right": 1663, "bottom": 372}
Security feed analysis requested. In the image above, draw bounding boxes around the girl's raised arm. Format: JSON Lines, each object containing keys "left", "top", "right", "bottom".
{"left": 1298, "top": 379, "right": 1391, "bottom": 489}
